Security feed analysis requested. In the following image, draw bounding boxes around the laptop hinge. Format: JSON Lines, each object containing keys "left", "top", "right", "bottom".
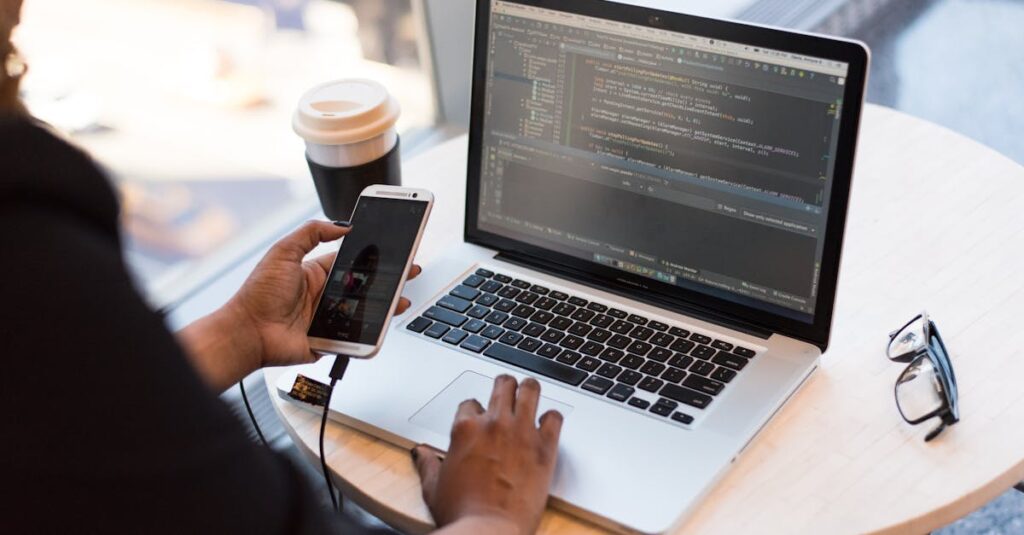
{"left": 495, "top": 251, "right": 773, "bottom": 340}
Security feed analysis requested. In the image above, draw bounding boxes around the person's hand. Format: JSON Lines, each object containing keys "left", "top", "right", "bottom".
{"left": 413, "top": 376, "right": 564, "bottom": 535}
{"left": 228, "top": 220, "right": 421, "bottom": 368}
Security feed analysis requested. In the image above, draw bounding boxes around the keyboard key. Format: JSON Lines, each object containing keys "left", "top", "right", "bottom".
{"left": 442, "top": 329, "right": 468, "bottom": 345}
{"left": 423, "top": 306, "right": 467, "bottom": 327}
{"left": 628, "top": 314, "right": 649, "bottom": 325}
{"left": 711, "top": 367, "right": 737, "bottom": 383}
{"left": 463, "top": 319, "right": 487, "bottom": 333}
{"left": 522, "top": 323, "right": 546, "bottom": 338}
{"left": 713, "top": 353, "right": 750, "bottom": 371}
{"left": 649, "top": 347, "right": 673, "bottom": 362}
{"left": 515, "top": 292, "right": 539, "bottom": 305}
{"left": 587, "top": 302, "right": 608, "bottom": 313}
{"left": 581, "top": 375, "right": 613, "bottom": 394}
{"left": 530, "top": 285, "right": 549, "bottom": 295}
{"left": 552, "top": 302, "right": 576, "bottom": 316}
{"left": 530, "top": 311, "right": 554, "bottom": 325}
{"left": 462, "top": 336, "right": 493, "bottom": 352}
{"left": 640, "top": 361, "right": 666, "bottom": 376}
{"left": 627, "top": 397, "right": 650, "bottom": 410}
{"left": 638, "top": 376, "right": 664, "bottom": 392}
{"left": 475, "top": 268, "right": 494, "bottom": 277}
{"left": 596, "top": 363, "right": 622, "bottom": 379}
{"left": 650, "top": 333, "right": 674, "bottom": 347}
{"left": 587, "top": 329, "right": 612, "bottom": 343}
{"left": 684, "top": 375, "right": 725, "bottom": 396}
{"left": 669, "top": 339, "right": 696, "bottom": 354}
{"left": 650, "top": 400, "right": 675, "bottom": 417}
{"left": 607, "top": 383, "right": 635, "bottom": 402}
{"left": 556, "top": 350, "right": 582, "bottom": 365}
{"left": 568, "top": 322, "right": 593, "bottom": 336}
{"left": 511, "top": 304, "right": 536, "bottom": 318}
{"left": 607, "top": 334, "right": 631, "bottom": 349}
{"left": 608, "top": 308, "right": 628, "bottom": 319}
{"left": 511, "top": 279, "right": 531, "bottom": 289}
{"left": 660, "top": 384, "right": 713, "bottom": 409}
{"left": 626, "top": 340, "right": 652, "bottom": 356}
{"left": 599, "top": 347, "right": 624, "bottom": 363}
{"left": 576, "top": 356, "right": 601, "bottom": 371}
{"left": 534, "top": 297, "right": 557, "bottom": 311}
{"left": 485, "top": 311, "right": 509, "bottom": 324}
{"left": 549, "top": 316, "right": 573, "bottom": 330}
{"left": 661, "top": 366, "right": 687, "bottom": 384}
{"left": 621, "top": 354, "right": 645, "bottom": 370}
{"left": 497, "top": 286, "right": 521, "bottom": 299}
{"left": 568, "top": 296, "right": 588, "bottom": 307}
{"left": 711, "top": 340, "right": 734, "bottom": 352}
{"left": 589, "top": 314, "right": 614, "bottom": 328}
{"left": 570, "top": 309, "right": 596, "bottom": 322}
{"left": 424, "top": 323, "right": 450, "bottom": 339}
{"left": 518, "top": 337, "right": 542, "bottom": 352}
{"left": 630, "top": 326, "right": 654, "bottom": 341}
{"left": 689, "top": 333, "right": 712, "bottom": 345}
{"left": 504, "top": 317, "right": 527, "bottom": 331}
{"left": 668, "top": 354, "right": 694, "bottom": 370}
{"left": 669, "top": 326, "right": 691, "bottom": 338}
{"left": 450, "top": 285, "right": 481, "bottom": 301}
{"left": 462, "top": 275, "right": 485, "bottom": 288}
{"left": 559, "top": 335, "right": 585, "bottom": 350}
{"left": 493, "top": 274, "right": 512, "bottom": 283}
{"left": 406, "top": 317, "right": 432, "bottom": 333}
{"left": 580, "top": 341, "right": 604, "bottom": 356}
{"left": 691, "top": 345, "right": 716, "bottom": 360}
{"left": 610, "top": 320, "right": 633, "bottom": 335}
{"left": 466, "top": 305, "right": 490, "bottom": 319}
{"left": 538, "top": 344, "right": 562, "bottom": 359}
{"left": 671, "top": 412, "right": 695, "bottom": 425}
{"left": 480, "top": 280, "right": 502, "bottom": 293}
{"left": 549, "top": 291, "right": 569, "bottom": 301}
{"left": 540, "top": 329, "right": 565, "bottom": 344}
{"left": 481, "top": 325, "right": 504, "bottom": 340}
{"left": 690, "top": 361, "right": 715, "bottom": 376}
{"left": 494, "top": 299, "right": 516, "bottom": 313}
{"left": 734, "top": 346, "right": 756, "bottom": 358}
{"left": 618, "top": 370, "right": 642, "bottom": 386}
{"left": 476, "top": 293, "right": 499, "bottom": 307}
{"left": 499, "top": 332, "right": 524, "bottom": 346}
{"left": 483, "top": 343, "right": 588, "bottom": 386}
{"left": 648, "top": 320, "right": 669, "bottom": 332}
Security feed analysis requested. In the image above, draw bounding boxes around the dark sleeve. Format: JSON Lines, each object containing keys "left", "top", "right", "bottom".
{"left": 0, "top": 117, "right": 336, "bottom": 534}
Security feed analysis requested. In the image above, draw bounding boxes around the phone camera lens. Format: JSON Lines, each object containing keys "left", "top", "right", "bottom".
{"left": 412, "top": 193, "right": 418, "bottom": 198}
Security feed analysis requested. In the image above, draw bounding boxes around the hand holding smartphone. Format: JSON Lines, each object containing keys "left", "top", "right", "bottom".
{"left": 308, "top": 185, "right": 433, "bottom": 358}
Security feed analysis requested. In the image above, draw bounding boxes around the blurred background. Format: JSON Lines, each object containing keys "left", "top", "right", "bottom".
{"left": 12, "top": 0, "right": 1023, "bottom": 531}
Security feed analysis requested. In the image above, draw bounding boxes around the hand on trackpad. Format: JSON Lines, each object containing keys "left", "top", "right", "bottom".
{"left": 409, "top": 371, "right": 574, "bottom": 436}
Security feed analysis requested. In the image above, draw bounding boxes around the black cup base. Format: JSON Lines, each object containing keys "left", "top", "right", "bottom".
{"left": 306, "top": 138, "right": 402, "bottom": 221}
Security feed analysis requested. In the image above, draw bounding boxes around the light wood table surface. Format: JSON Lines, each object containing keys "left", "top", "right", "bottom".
{"left": 265, "top": 104, "right": 1024, "bottom": 534}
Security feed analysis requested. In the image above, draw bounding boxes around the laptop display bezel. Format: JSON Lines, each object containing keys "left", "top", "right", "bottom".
{"left": 464, "top": 0, "right": 869, "bottom": 350}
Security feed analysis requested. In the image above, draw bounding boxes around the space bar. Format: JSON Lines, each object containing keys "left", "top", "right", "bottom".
{"left": 483, "top": 343, "right": 588, "bottom": 386}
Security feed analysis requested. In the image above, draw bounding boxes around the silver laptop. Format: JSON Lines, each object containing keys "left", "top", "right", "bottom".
{"left": 278, "top": 1, "right": 868, "bottom": 532}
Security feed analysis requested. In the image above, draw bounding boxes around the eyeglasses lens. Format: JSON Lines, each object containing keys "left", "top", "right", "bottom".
{"left": 895, "top": 355, "right": 945, "bottom": 422}
{"left": 888, "top": 315, "right": 927, "bottom": 360}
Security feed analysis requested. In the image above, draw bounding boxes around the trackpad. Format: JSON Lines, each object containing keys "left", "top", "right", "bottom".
{"left": 410, "top": 371, "right": 574, "bottom": 436}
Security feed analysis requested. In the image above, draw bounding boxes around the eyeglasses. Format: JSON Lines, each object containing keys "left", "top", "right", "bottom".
{"left": 887, "top": 311, "right": 959, "bottom": 441}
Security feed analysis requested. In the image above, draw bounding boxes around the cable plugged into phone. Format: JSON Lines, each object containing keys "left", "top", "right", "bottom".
{"left": 320, "top": 354, "right": 351, "bottom": 512}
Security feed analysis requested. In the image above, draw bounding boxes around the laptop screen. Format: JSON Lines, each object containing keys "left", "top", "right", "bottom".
{"left": 473, "top": 0, "right": 853, "bottom": 324}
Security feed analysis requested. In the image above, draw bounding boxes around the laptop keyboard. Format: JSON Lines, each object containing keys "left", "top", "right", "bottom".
{"left": 405, "top": 268, "right": 759, "bottom": 426}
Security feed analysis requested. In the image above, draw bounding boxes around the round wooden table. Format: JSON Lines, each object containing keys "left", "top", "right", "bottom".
{"left": 265, "top": 104, "right": 1024, "bottom": 534}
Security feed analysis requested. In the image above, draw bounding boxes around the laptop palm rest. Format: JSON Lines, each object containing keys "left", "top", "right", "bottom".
{"left": 410, "top": 371, "right": 575, "bottom": 437}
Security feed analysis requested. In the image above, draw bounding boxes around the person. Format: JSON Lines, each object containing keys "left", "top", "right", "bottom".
{"left": 0, "top": 1, "right": 563, "bottom": 533}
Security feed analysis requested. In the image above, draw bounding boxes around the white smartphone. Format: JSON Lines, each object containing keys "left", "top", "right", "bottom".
{"left": 307, "top": 185, "right": 434, "bottom": 358}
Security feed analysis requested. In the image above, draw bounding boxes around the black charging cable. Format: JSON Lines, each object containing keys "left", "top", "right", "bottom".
{"left": 238, "top": 380, "right": 269, "bottom": 448}
{"left": 321, "top": 355, "right": 351, "bottom": 512}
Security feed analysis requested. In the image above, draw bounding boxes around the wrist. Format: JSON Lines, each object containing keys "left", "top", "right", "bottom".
{"left": 177, "top": 300, "right": 264, "bottom": 392}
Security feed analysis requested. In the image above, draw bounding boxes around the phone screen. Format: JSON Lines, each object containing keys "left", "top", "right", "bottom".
{"left": 308, "top": 196, "right": 428, "bottom": 345}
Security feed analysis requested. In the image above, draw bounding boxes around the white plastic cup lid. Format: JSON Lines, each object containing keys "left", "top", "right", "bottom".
{"left": 293, "top": 79, "right": 400, "bottom": 146}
